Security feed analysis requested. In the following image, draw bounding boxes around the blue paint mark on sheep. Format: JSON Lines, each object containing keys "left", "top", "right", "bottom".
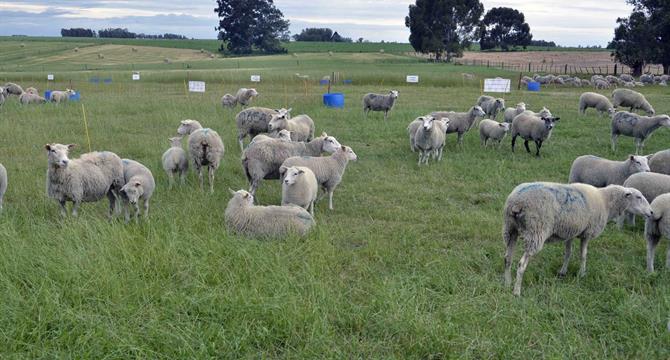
{"left": 516, "top": 183, "right": 586, "bottom": 207}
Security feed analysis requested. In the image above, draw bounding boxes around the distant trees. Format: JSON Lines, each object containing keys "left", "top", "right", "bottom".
{"left": 98, "top": 28, "right": 136, "bottom": 38}
{"left": 478, "top": 7, "right": 531, "bottom": 51}
{"left": 529, "top": 39, "right": 556, "bottom": 47}
{"left": 292, "top": 28, "right": 352, "bottom": 42}
{"left": 136, "top": 33, "right": 188, "bottom": 40}
{"left": 214, "top": 0, "right": 290, "bottom": 54}
{"left": 60, "top": 28, "right": 95, "bottom": 37}
{"left": 61, "top": 27, "right": 188, "bottom": 40}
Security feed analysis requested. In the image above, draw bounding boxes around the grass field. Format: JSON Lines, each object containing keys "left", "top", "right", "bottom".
{"left": 0, "top": 40, "right": 669, "bottom": 358}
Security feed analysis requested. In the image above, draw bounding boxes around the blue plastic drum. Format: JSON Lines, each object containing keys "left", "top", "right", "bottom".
{"left": 527, "top": 81, "right": 540, "bottom": 91}
{"left": 323, "top": 93, "right": 344, "bottom": 108}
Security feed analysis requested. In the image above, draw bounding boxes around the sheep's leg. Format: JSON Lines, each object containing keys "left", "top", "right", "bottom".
{"left": 309, "top": 201, "right": 315, "bottom": 216}
{"left": 523, "top": 140, "right": 531, "bottom": 153}
{"left": 458, "top": 133, "right": 464, "bottom": 148}
{"left": 635, "top": 138, "right": 643, "bottom": 155}
{"left": 511, "top": 135, "right": 517, "bottom": 152}
{"left": 168, "top": 172, "right": 174, "bottom": 189}
{"left": 143, "top": 198, "right": 150, "bottom": 219}
{"left": 646, "top": 234, "right": 660, "bottom": 272}
{"left": 384, "top": 110, "right": 388, "bottom": 122}
{"left": 196, "top": 165, "right": 204, "bottom": 191}
{"left": 558, "top": 239, "right": 573, "bottom": 277}
{"left": 503, "top": 227, "right": 518, "bottom": 287}
{"left": 58, "top": 200, "right": 68, "bottom": 217}
{"left": 133, "top": 203, "right": 140, "bottom": 223}
{"left": 124, "top": 201, "right": 131, "bottom": 223}
{"left": 513, "top": 251, "right": 532, "bottom": 296}
{"left": 363, "top": 108, "right": 369, "bottom": 120}
{"left": 72, "top": 201, "right": 81, "bottom": 218}
{"left": 578, "top": 238, "right": 590, "bottom": 277}
{"left": 611, "top": 134, "right": 618, "bottom": 152}
{"left": 438, "top": 147, "right": 444, "bottom": 161}
{"left": 666, "top": 239, "right": 670, "bottom": 270}
{"left": 208, "top": 166, "right": 215, "bottom": 194}
{"left": 328, "top": 190, "right": 334, "bottom": 210}
{"left": 535, "top": 140, "right": 542, "bottom": 157}
{"left": 238, "top": 135, "right": 245, "bottom": 152}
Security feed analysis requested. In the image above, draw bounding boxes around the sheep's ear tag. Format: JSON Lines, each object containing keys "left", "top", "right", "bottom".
{"left": 321, "top": 132, "right": 328, "bottom": 137}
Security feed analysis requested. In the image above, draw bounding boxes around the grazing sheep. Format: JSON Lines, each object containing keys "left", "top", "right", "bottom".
{"left": 0, "top": 91, "right": 5, "bottom": 107}
{"left": 648, "top": 149, "right": 670, "bottom": 175}
{"left": 431, "top": 106, "right": 485, "bottom": 146}
{"left": 611, "top": 111, "right": 670, "bottom": 154}
{"left": 594, "top": 79, "right": 610, "bottom": 89}
{"left": 177, "top": 120, "right": 225, "bottom": 193}
{"left": 120, "top": 159, "right": 155, "bottom": 222}
{"left": 74, "top": 47, "right": 79, "bottom": 52}
{"left": 520, "top": 76, "right": 533, "bottom": 85}
{"left": 579, "top": 92, "right": 615, "bottom": 116}
{"left": 19, "top": 92, "right": 46, "bottom": 105}
{"left": 462, "top": 73, "right": 476, "bottom": 80}
{"left": 591, "top": 75, "right": 605, "bottom": 83}
{"left": 362, "top": 90, "right": 399, "bottom": 121}
{"left": 0, "top": 163, "right": 6, "bottom": 212}
{"left": 49, "top": 89, "right": 75, "bottom": 103}
{"left": 225, "top": 189, "right": 315, "bottom": 238}
{"left": 236, "top": 107, "right": 289, "bottom": 151}
{"left": 267, "top": 109, "right": 315, "bottom": 142}
{"left": 479, "top": 119, "right": 510, "bottom": 148}
{"left": 221, "top": 94, "right": 237, "bottom": 108}
{"left": 644, "top": 193, "right": 670, "bottom": 272}
{"left": 4, "top": 82, "right": 23, "bottom": 96}
{"left": 606, "top": 75, "right": 619, "bottom": 84}
{"left": 132, "top": 47, "right": 138, "bottom": 52}
{"left": 510, "top": 113, "right": 560, "bottom": 157}
{"left": 45, "top": 144, "right": 124, "bottom": 218}
{"left": 503, "top": 103, "right": 526, "bottom": 123}
{"left": 281, "top": 145, "right": 357, "bottom": 211}
{"left": 568, "top": 155, "right": 649, "bottom": 187}
{"left": 581, "top": 79, "right": 592, "bottom": 87}
{"left": 279, "top": 166, "right": 318, "bottom": 215}
{"left": 623, "top": 81, "right": 636, "bottom": 88}
{"left": 621, "top": 172, "right": 670, "bottom": 227}
{"left": 620, "top": 74, "right": 634, "bottom": 82}
{"left": 249, "top": 129, "right": 292, "bottom": 144}
{"left": 25, "top": 87, "right": 38, "bottom": 95}
{"left": 612, "top": 89, "right": 655, "bottom": 115}
{"left": 242, "top": 133, "right": 341, "bottom": 195}
{"left": 503, "top": 182, "right": 652, "bottom": 296}
{"left": 640, "top": 74, "right": 655, "bottom": 85}
{"left": 477, "top": 95, "right": 505, "bottom": 120}
{"left": 162, "top": 137, "right": 189, "bottom": 188}
{"left": 235, "top": 88, "right": 258, "bottom": 107}
{"left": 412, "top": 116, "right": 449, "bottom": 165}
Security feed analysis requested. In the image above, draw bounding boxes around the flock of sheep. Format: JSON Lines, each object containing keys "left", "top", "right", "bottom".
{"left": 521, "top": 73, "right": 670, "bottom": 89}
{"left": 0, "top": 82, "right": 76, "bottom": 105}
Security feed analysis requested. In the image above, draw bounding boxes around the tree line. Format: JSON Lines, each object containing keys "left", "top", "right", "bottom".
{"left": 61, "top": 28, "right": 189, "bottom": 40}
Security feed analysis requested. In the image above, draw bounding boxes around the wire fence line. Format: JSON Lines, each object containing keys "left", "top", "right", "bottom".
{"left": 453, "top": 59, "right": 667, "bottom": 76}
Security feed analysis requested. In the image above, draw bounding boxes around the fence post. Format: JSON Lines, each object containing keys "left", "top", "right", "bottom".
{"left": 528, "top": 62, "right": 531, "bottom": 72}
{"left": 614, "top": 64, "right": 618, "bottom": 76}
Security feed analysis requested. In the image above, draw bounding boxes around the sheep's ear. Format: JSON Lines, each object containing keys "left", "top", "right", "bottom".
{"left": 341, "top": 145, "right": 346, "bottom": 151}
{"left": 498, "top": 123, "right": 505, "bottom": 127}
{"left": 298, "top": 170, "right": 304, "bottom": 175}
{"left": 134, "top": 181, "right": 141, "bottom": 187}
{"left": 553, "top": 117, "right": 560, "bottom": 121}
{"left": 228, "top": 188, "right": 236, "bottom": 195}
{"left": 243, "top": 193, "right": 250, "bottom": 199}
{"left": 45, "top": 144, "right": 52, "bottom": 151}
{"left": 279, "top": 166, "right": 288, "bottom": 176}
{"left": 287, "top": 108, "right": 293, "bottom": 113}
{"left": 67, "top": 144, "right": 76, "bottom": 149}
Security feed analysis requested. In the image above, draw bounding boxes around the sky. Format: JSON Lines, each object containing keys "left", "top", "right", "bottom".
{"left": 0, "top": 1, "right": 634, "bottom": 46}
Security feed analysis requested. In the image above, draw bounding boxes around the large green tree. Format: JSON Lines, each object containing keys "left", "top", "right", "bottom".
{"left": 609, "top": 11, "right": 656, "bottom": 76}
{"left": 478, "top": 7, "right": 532, "bottom": 51}
{"left": 214, "top": 0, "right": 290, "bottom": 54}
{"left": 628, "top": 0, "right": 670, "bottom": 74}
{"left": 405, "top": 0, "right": 484, "bottom": 61}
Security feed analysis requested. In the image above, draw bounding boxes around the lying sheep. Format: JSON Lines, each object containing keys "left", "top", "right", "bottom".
{"left": 612, "top": 89, "right": 655, "bottom": 115}
{"left": 45, "top": 144, "right": 124, "bottom": 218}
{"left": 25, "top": 87, "right": 38, "bottom": 95}
{"left": 413, "top": 116, "right": 449, "bottom": 165}
{"left": 225, "top": 189, "right": 315, "bottom": 238}
{"left": 431, "top": 106, "right": 485, "bottom": 146}
{"left": 4, "top": 82, "right": 23, "bottom": 96}
{"left": 49, "top": 89, "right": 75, "bottom": 103}
{"left": 242, "top": 133, "right": 341, "bottom": 195}
{"left": 579, "top": 92, "right": 615, "bottom": 116}
{"left": 221, "top": 94, "right": 237, "bottom": 108}
{"left": 503, "top": 182, "right": 652, "bottom": 296}
{"left": 177, "top": 120, "right": 225, "bottom": 193}
{"left": 0, "top": 163, "right": 6, "bottom": 212}
{"left": 645, "top": 193, "right": 670, "bottom": 272}
{"left": 267, "top": 109, "right": 315, "bottom": 142}
{"left": 510, "top": 113, "right": 560, "bottom": 157}
{"left": 235, "top": 88, "right": 258, "bottom": 107}
{"left": 162, "top": 137, "right": 189, "bottom": 188}
{"left": 611, "top": 111, "right": 670, "bottom": 154}
{"left": 120, "top": 159, "right": 155, "bottom": 222}
{"left": 621, "top": 172, "right": 670, "bottom": 227}
{"left": 236, "top": 107, "right": 288, "bottom": 151}
{"left": 503, "top": 103, "right": 526, "bottom": 123}
{"left": 279, "top": 166, "right": 318, "bottom": 215}
{"left": 249, "top": 129, "right": 292, "bottom": 144}
{"left": 479, "top": 119, "right": 510, "bottom": 148}
{"left": 362, "top": 90, "right": 399, "bottom": 121}
{"left": 568, "top": 155, "right": 649, "bottom": 187}
{"left": 594, "top": 79, "right": 610, "bottom": 89}
{"left": 648, "top": 149, "right": 670, "bottom": 175}
{"left": 281, "top": 145, "right": 357, "bottom": 211}
{"left": 477, "top": 95, "right": 505, "bottom": 120}
{"left": 19, "top": 92, "right": 46, "bottom": 104}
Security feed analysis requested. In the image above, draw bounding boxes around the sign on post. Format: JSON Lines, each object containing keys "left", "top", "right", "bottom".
{"left": 484, "top": 78, "right": 511, "bottom": 93}
{"left": 406, "top": 75, "right": 419, "bottom": 83}
{"left": 250, "top": 75, "right": 261, "bottom": 82}
{"left": 132, "top": 72, "right": 140, "bottom": 81}
{"left": 47, "top": 74, "right": 54, "bottom": 80}
{"left": 188, "top": 81, "right": 206, "bottom": 93}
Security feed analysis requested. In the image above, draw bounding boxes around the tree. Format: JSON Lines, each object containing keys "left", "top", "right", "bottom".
{"left": 293, "top": 28, "right": 333, "bottom": 42}
{"left": 214, "top": 0, "right": 290, "bottom": 54}
{"left": 405, "top": 0, "right": 484, "bottom": 61}
{"left": 98, "top": 28, "right": 136, "bottom": 38}
{"left": 61, "top": 28, "right": 95, "bottom": 37}
{"left": 626, "top": 0, "right": 670, "bottom": 74}
{"left": 609, "top": 11, "right": 656, "bottom": 76}
{"left": 478, "top": 7, "right": 532, "bottom": 51}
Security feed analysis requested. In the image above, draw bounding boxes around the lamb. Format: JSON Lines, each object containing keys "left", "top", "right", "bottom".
{"left": 249, "top": 129, "right": 292, "bottom": 144}
{"left": 0, "top": 163, "right": 6, "bottom": 213}
{"left": 177, "top": 120, "right": 225, "bottom": 193}
{"left": 221, "top": 94, "right": 237, "bottom": 108}
{"left": 4, "top": 82, "right": 23, "bottom": 96}
{"left": 281, "top": 145, "right": 357, "bottom": 210}
{"left": 236, "top": 107, "right": 289, "bottom": 151}
{"left": 503, "top": 103, "right": 526, "bottom": 123}
{"left": 162, "top": 136, "right": 189, "bottom": 188}
{"left": 648, "top": 149, "right": 670, "bottom": 175}
{"left": 644, "top": 193, "right": 670, "bottom": 272}
{"left": 412, "top": 116, "right": 449, "bottom": 165}
{"left": 621, "top": 172, "right": 670, "bottom": 227}
{"left": 568, "top": 155, "right": 649, "bottom": 187}
{"left": 611, "top": 111, "right": 670, "bottom": 154}
{"left": 44, "top": 144, "right": 124, "bottom": 218}
{"left": 503, "top": 182, "right": 652, "bottom": 296}
{"left": 594, "top": 79, "right": 610, "bottom": 89}
{"left": 479, "top": 119, "right": 510, "bottom": 148}
{"left": 49, "top": 89, "right": 75, "bottom": 103}
{"left": 612, "top": 89, "right": 655, "bottom": 115}
{"left": 510, "top": 113, "right": 560, "bottom": 157}
{"left": 579, "top": 92, "right": 615, "bottom": 116}
{"left": 225, "top": 189, "right": 315, "bottom": 238}
{"left": 19, "top": 92, "right": 46, "bottom": 104}
{"left": 362, "top": 90, "right": 399, "bottom": 121}
{"left": 476, "top": 96, "right": 505, "bottom": 120}
{"left": 267, "top": 109, "right": 315, "bottom": 142}
{"left": 235, "top": 88, "right": 258, "bottom": 107}
{"left": 431, "top": 106, "right": 485, "bottom": 146}
{"left": 25, "top": 87, "right": 38, "bottom": 95}
{"left": 120, "top": 159, "right": 155, "bottom": 222}
{"left": 242, "top": 133, "right": 341, "bottom": 195}
{"left": 279, "top": 166, "right": 318, "bottom": 215}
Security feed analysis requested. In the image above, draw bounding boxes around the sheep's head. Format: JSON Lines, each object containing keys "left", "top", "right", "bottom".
{"left": 320, "top": 133, "right": 341, "bottom": 153}
{"left": 268, "top": 109, "right": 291, "bottom": 131}
{"left": 496, "top": 99, "right": 506, "bottom": 109}
{"left": 389, "top": 90, "right": 399, "bottom": 99}
{"left": 45, "top": 143, "right": 75, "bottom": 168}
{"left": 499, "top": 122, "right": 511, "bottom": 132}
{"left": 280, "top": 166, "right": 305, "bottom": 186}
{"left": 168, "top": 137, "right": 182, "bottom": 147}
{"left": 229, "top": 188, "right": 254, "bottom": 206}
{"left": 248, "top": 88, "right": 258, "bottom": 97}
{"left": 516, "top": 103, "right": 526, "bottom": 111}
{"left": 628, "top": 155, "right": 650, "bottom": 174}
{"left": 623, "top": 188, "right": 653, "bottom": 218}
{"left": 541, "top": 116, "right": 560, "bottom": 131}
{"left": 120, "top": 181, "right": 144, "bottom": 205}
{"left": 177, "top": 119, "right": 202, "bottom": 135}
{"left": 339, "top": 145, "right": 358, "bottom": 161}
{"left": 66, "top": 89, "right": 75, "bottom": 95}
{"left": 658, "top": 115, "right": 670, "bottom": 127}
{"left": 608, "top": 108, "right": 616, "bottom": 116}
{"left": 646, "top": 107, "right": 656, "bottom": 116}
{"left": 437, "top": 117, "right": 451, "bottom": 132}
{"left": 420, "top": 116, "right": 435, "bottom": 131}
{"left": 473, "top": 106, "right": 486, "bottom": 117}
{"left": 276, "top": 129, "right": 292, "bottom": 141}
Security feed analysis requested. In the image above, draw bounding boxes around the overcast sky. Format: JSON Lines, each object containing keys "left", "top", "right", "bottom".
{"left": 0, "top": 1, "right": 633, "bottom": 46}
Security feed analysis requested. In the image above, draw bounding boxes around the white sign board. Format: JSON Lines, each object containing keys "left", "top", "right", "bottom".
{"left": 47, "top": 74, "right": 54, "bottom": 80}
{"left": 250, "top": 75, "right": 261, "bottom": 82}
{"left": 406, "top": 75, "right": 419, "bottom": 83}
{"left": 484, "top": 78, "right": 511, "bottom": 93}
{"left": 188, "top": 81, "right": 206, "bottom": 93}
{"left": 132, "top": 72, "right": 140, "bottom": 81}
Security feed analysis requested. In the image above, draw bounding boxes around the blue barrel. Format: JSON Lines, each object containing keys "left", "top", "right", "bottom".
{"left": 323, "top": 93, "right": 344, "bottom": 108}
{"left": 69, "top": 92, "right": 80, "bottom": 101}
{"left": 527, "top": 81, "right": 540, "bottom": 91}
{"left": 319, "top": 79, "right": 330, "bottom": 85}
{"left": 44, "top": 90, "right": 51, "bottom": 100}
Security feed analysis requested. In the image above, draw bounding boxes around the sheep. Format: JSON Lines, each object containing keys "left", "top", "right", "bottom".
{"left": 644, "top": 193, "right": 670, "bottom": 272}
{"left": 249, "top": 129, "right": 292, "bottom": 144}
{"left": 267, "top": 109, "right": 315, "bottom": 142}
{"left": 412, "top": 116, "right": 449, "bottom": 165}
{"left": 407, "top": 115, "right": 428, "bottom": 152}
{"left": 19, "top": 92, "right": 46, "bottom": 105}
{"left": 462, "top": 73, "right": 476, "bottom": 80}
{"left": 648, "top": 149, "right": 670, "bottom": 175}
{"left": 640, "top": 74, "right": 655, "bottom": 85}
{"left": 579, "top": 92, "right": 615, "bottom": 116}
{"left": 612, "top": 89, "right": 655, "bottom": 115}
{"left": 362, "top": 90, "right": 399, "bottom": 121}
{"left": 518, "top": 107, "right": 553, "bottom": 119}
{"left": 503, "top": 182, "right": 652, "bottom": 296}
{"left": 568, "top": 155, "right": 649, "bottom": 187}
{"left": 49, "top": 89, "right": 75, "bottom": 103}
{"left": 162, "top": 136, "right": 189, "bottom": 188}
{"left": 74, "top": 47, "right": 79, "bottom": 52}
{"left": 606, "top": 75, "right": 619, "bottom": 84}
{"left": 660, "top": 75, "right": 669, "bottom": 83}
{"left": 176, "top": 120, "right": 225, "bottom": 193}
{"left": 279, "top": 166, "right": 318, "bottom": 215}
{"left": 476, "top": 95, "right": 505, "bottom": 120}
{"left": 620, "top": 74, "right": 634, "bottom": 82}
{"left": 132, "top": 47, "right": 138, "bottom": 52}
{"left": 594, "top": 79, "right": 610, "bottom": 89}
{"left": 611, "top": 111, "right": 670, "bottom": 154}
{"left": 235, "top": 107, "right": 289, "bottom": 151}
{"left": 44, "top": 144, "right": 124, "bottom": 218}
{"left": 621, "top": 172, "right": 670, "bottom": 227}
{"left": 591, "top": 75, "right": 605, "bottom": 83}
{"left": 520, "top": 76, "right": 533, "bottom": 85}
{"left": 235, "top": 88, "right": 258, "bottom": 107}
{"left": 242, "top": 133, "right": 341, "bottom": 195}
{"left": 510, "top": 113, "right": 560, "bottom": 157}
{"left": 281, "top": 145, "right": 357, "bottom": 211}
{"left": 479, "top": 119, "right": 511, "bottom": 148}
{"left": 25, "top": 87, "right": 38, "bottom": 95}
{"left": 623, "top": 81, "right": 636, "bottom": 88}
{"left": 431, "top": 106, "right": 485, "bottom": 146}
{"left": 503, "top": 102, "right": 526, "bottom": 123}
{"left": 225, "top": 189, "right": 315, "bottom": 238}
{"left": 581, "top": 79, "right": 592, "bottom": 87}
{"left": 120, "top": 159, "right": 155, "bottom": 222}
{"left": 0, "top": 163, "right": 6, "bottom": 212}
{"left": 98, "top": 53, "right": 104, "bottom": 59}
{"left": 221, "top": 94, "right": 237, "bottom": 108}
{"left": 0, "top": 91, "right": 5, "bottom": 107}
{"left": 4, "top": 82, "right": 23, "bottom": 96}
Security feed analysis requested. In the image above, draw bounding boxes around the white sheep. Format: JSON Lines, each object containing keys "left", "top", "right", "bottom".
{"left": 25, "top": 87, "right": 38, "bottom": 95}
{"left": 19, "top": 92, "right": 46, "bottom": 104}
{"left": 45, "top": 144, "right": 124, "bottom": 218}
{"left": 611, "top": 111, "right": 670, "bottom": 154}
{"left": 620, "top": 74, "right": 634, "bottom": 82}
{"left": 568, "top": 155, "right": 649, "bottom": 187}
{"left": 594, "top": 79, "right": 610, "bottom": 89}
{"left": 162, "top": 137, "right": 189, "bottom": 188}
{"left": 503, "top": 103, "right": 526, "bottom": 123}
{"left": 579, "top": 92, "right": 615, "bottom": 116}
{"left": 621, "top": 172, "right": 670, "bottom": 227}
{"left": 4, "top": 82, "right": 23, "bottom": 96}
{"left": 267, "top": 109, "right": 315, "bottom": 142}
{"left": 120, "top": 159, "right": 155, "bottom": 222}
{"left": 235, "top": 88, "right": 258, "bottom": 107}
{"left": 581, "top": 79, "right": 592, "bottom": 87}
{"left": 648, "top": 149, "right": 670, "bottom": 175}
{"left": 476, "top": 96, "right": 505, "bottom": 120}
{"left": 510, "top": 113, "right": 560, "bottom": 157}
{"left": 236, "top": 107, "right": 289, "bottom": 151}
{"left": 49, "top": 89, "right": 75, "bottom": 103}
{"left": 0, "top": 163, "right": 6, "bottom": 213}
{"left": 221, "top": 94, "right": 237, "bottom": 108}
{"left": 640, "top": 74, "right": 655, "bottom": 85}
{"left": 479, "top": 119, "right": 510, "bottom": 148}
{"left": 612, "top": 89, "right": 655, "bottom": 115}
{"left": 431, "top": 106, "right": 485, "bottom": 146}
{"left": 362, "top": 90, "right": 399, "bottom": 121}
{"left": 645, "top": 193, "right": 670, "bottom": 272}
{"left": 225, "top": 189, "right": 315, "bottom": 238}
{"left": 177, "top": 120, "right": 225, "bottom": 193}
{"left": 412, "top": 116, "right": 449, "bottom": 165}
{"left": 249, "top": 129, "right": 292, "bottom": 144}
{"left": 503, "top": 182, "right": 652, "bottom": 296}
{"left": 279, "top": 166, "right": 318, "bottom": 215}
